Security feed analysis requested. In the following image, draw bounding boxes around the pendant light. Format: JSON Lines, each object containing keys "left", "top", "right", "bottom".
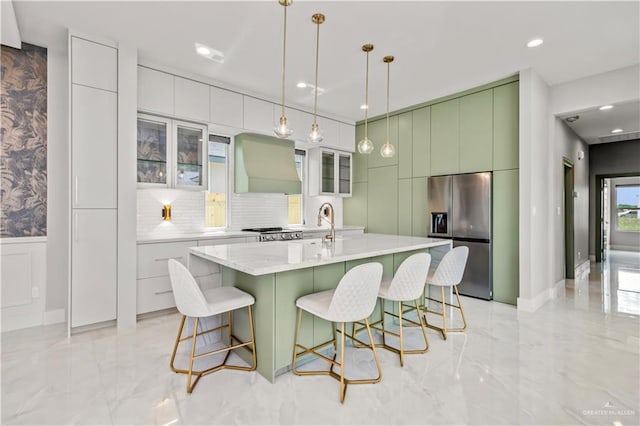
{"left": 380, "top": 55, "right": 396, "bottom": 158}
{"left": 357, "top": 44, "right": 374, "bottom": 154}
{"left": 308, "top": 13, "right": 325, "bottom": 143}
{"left": 274, "top": 0, "right": 293, "bottom": 138}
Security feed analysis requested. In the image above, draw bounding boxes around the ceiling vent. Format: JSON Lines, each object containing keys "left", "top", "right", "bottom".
{"left": 598, "top": 131, "right": 640, "bottom": 144}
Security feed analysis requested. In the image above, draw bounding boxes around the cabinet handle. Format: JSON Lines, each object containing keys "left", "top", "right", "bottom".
{"left": 154, "top": 256, "right": 184, "bottom": 262}
{"left": 74, "top": 176, "right": 79, "bottom": 206}
{"left": 155, "top": 290, "right": 173, "bottom": 296}
{"left": 74, "top": 212, "right": 79, "bottom": 242}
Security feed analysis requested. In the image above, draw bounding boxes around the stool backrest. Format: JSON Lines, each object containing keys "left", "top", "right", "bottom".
{"left": 387, "top": 252, "right": 431, "bottom": 300}
{"left": 168, "top": 259, "right": 209, "bottom": 317}
{"left": 431, "top": 246, "right": 469, "bottom": 287}
{"left": 328, "top": 262, "right": 383, "bottom": 322}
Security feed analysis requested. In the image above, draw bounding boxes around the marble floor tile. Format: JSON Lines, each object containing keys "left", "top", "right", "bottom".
{"left": 2, "top": 251, "right": 639, "bottom": 425}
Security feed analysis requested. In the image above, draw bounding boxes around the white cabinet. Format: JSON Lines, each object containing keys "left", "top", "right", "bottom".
{"left": 137, "top": 114, "right": 208, "bottom": 190}
{"left": 72, "top": 85, "right": 118, "bottom": 208}
{"left": 174, "top": 76, "right": 209, "bottom": 123}
{"left": 138, "top": 66, "right": 174, "bottom": 115}
{"left": 71, "top": 37, "right": 117, "bottom": 91}
{"left": 136, "top": 237, "right": 249, "bottom": 315}
{"left": 211, "top": 87, "right": 243, "bottom": 129}
{"left": 136, "top": 241, "right": 194, "bottom": 315}
{"left": 308, "top": 148, "right": 352, "bottom": 196}
{"left": 71, "top": 209, "right": 117, "bottom": 327}
{"left": 243, "top": 96, "right": 275, "bottom": 134}
{"left": 316, "top": 117, "right": 338, "bottom": 148}
{"left": 337, "top": 123, "right": 356, "bottom": 152}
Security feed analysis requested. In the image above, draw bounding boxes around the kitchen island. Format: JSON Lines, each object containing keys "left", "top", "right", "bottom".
{"left": 188, "top": 233, "right": 451, "bottom": 383}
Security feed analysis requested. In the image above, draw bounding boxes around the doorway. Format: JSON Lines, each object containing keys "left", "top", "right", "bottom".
{"left": 564, "top": 158, "right": 575, "bottom": 279}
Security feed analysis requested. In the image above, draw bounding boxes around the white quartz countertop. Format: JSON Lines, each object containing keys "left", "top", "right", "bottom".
{"left": 189, "top": 233, "right": 451, "bottom": 275}
{"left": 137, "top": 225, "right": 365, "bottom": 244}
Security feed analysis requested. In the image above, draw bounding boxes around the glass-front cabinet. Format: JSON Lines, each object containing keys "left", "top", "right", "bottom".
{"left": 309, "top": 148, "right": 352, "bottom": 196}
{"left": 137, "top": 114, "right": 207, "bottom": 189}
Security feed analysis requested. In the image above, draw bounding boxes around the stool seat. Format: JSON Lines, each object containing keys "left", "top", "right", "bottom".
{"left": 202, "top": 287, "right": 255, "bottom": 316}
{"left": 295, "top": 289, "right": 334, "bottom": 321}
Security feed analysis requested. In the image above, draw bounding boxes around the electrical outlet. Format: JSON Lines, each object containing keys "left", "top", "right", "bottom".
{"left": 557, "top": 207, "right": 561, "bottom": 216}
{"left": 578, "top": 251, "right": 581, "bottom": 259}
{"left": 31, "top": 286, "right": 39, "bottom": 298}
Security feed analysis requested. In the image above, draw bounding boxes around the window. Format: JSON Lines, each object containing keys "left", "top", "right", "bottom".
{"left": 205, "top": 135, "right": 229, "bottom": 228}
{"left": 288, "top": 149, "right": 306, "bottom": 225}
{"left": 615, "top": 184, "right": 640, "bottom": 232}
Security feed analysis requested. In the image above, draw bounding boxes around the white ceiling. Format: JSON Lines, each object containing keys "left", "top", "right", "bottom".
{"left": 560, "top": 101, "right": 640, "bottom": 145}
{"left": 12, "top": 0, "right": 640, "bottom": 128}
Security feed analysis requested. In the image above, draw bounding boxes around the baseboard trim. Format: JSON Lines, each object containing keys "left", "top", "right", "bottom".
{"left": 44, "top": 309, "right": 66, "bottom": 325}
{"left": 575, "top": 260, "right": 590, "bottom": 278}
{"left": 517, "top": 280, "right": 566, "bottom": 313}
{"left": 610, "top": 245, "right": 640, "bottom": 252}
{"left": 589, "top": 254, "right": 596, "bottom": 263}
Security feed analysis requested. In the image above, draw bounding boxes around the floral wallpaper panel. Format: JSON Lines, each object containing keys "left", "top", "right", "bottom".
{"left": 0, "top": 42, "right": 48, "bottom": 237}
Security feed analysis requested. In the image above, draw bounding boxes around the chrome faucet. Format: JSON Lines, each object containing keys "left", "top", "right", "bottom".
{"left": 317, "top": 202, "right": 335, "bottom": 243}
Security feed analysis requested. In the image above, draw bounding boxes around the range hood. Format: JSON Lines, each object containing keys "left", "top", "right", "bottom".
{"left": 234, "top": 133, "right": 301, "bottom": 194}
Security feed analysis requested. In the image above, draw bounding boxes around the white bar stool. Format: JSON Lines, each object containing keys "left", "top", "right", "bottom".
{"left": 291, "top": 262, "right": 383, "bottom": 403}
{"left": 167, "top": 259, "right": 257, "bottom": 393}
{"left": 423, "top": 246, "right": 469, "bottom": 340}
{"left": 365, "top": 252, "right": 432, "bottom": 366}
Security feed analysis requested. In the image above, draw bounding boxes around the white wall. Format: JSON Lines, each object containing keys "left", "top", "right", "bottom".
{"left": 518, "top": 68, "right": 554, "bottom": 310}
{"left": 550, "top": 64, "right": 640, "bottom": 115}
{"left": 45, "top": 45, "right": 69, "bottom": 325}
{"left": 551, "top": 119, "right": 590, "bottom": 284}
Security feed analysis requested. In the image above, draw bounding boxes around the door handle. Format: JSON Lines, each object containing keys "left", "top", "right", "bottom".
{"left": 154, "top": 256, "right": 184, "bottom": 262}
{"left": 155, "top": 290, "right": 173, "bottom": 296}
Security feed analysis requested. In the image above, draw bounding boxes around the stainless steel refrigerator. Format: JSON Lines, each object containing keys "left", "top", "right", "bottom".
{"left": 427, "top": 172, "right": 492, "bottom": 300}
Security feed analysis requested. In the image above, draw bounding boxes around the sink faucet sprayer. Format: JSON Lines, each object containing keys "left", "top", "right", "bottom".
{"left": 317, "top": 202, "right": 335, "bottom": 243}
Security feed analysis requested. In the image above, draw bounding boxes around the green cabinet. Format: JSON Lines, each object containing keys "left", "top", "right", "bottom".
{"left": 367, "top": 116, "right": 398, "bottom": 168}
{"left": 398, "top": 178, "right": 412, "bottom": 236}
{"left": 430, "top": 99, "right": 459, "bottom": 175}
{"left": 411, "top": 177, "right": 428, "bottom": 237}
{"left": 459, "top": 90, "right": 493, "bottom": 173}
{"left": 412, "top": 107, "right": 431, "bottom": 177}
{"left": 492, "top": 169, "right": 519, "bottom": 304}
{"left": 493, "top": 82, "right": 519, "bottom": 170}
{"left": 398, "top": 112, "right": 413, "bottom": 179}
{"left": 344, "top": 182, "right": 367, "bottom": 227}
{"left": 367, "top": 166, "right": 398, "bottom": 234}
{"left": 353, "top": 124, "right": 368, "bottom": 182}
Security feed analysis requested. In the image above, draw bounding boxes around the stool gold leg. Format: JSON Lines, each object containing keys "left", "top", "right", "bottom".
{"left": 364, "top": 318, "right": 382, "bottom": 383}
{"left": 415, "top": 300, "right": 429, "bottom": 352}
{"left": 170, "top": 315, "right": 187, "bottom": 373}
{"left": 398, "top": 301, "right": 404, "bottom": 367}
{"left": 187, "top": 317, "right": 200, "bottom": 393}
{"left": 247, "top": 305, "right": 257, "bottom": 370}
{"left": 291, "top": 308, "right": 303, "bottom": 373}
{"left": 339, "top": 322, "right": 346, "bottom": 403}
{"left": 380, "top": 299, "right": 386, "bottom": 347}
{"left": 454, "top": 286, "right": 467, "bottom": 331}
{"left": 441, "top": 287, "right": 447, "bottom": 340}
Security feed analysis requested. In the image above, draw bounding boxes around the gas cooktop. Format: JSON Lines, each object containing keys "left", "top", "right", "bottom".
{"left": 242, "top": 227, "right": 303, "bottom": 241}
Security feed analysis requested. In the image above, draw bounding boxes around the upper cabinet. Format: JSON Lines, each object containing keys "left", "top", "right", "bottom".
{"left": 137, "top": 66, "right": 355, "bottom": 149}
{"left": 244, "top": 96, "right": 275, "bottom": 134}
{"left": 138, "top": 66, "right": 174, "bottom": 116}
{"left": 137, "top": 114, "right": 208, "bottom": 189}
{"left": 211, "top": 87, "right": 243, "bottom": 128}
{"left": 493, "top": 82, "right": 520, "bottom": 170}
{"left": 430, "top": 98, "right": 460, "bottom": 176}
{"left": 174, "top": 77, "right": 209, "bottom": 123}
{"left": 308, "top": 148, "right": 352, "bottom": 196}
{"left": 71, "top": 37, "right": 117, "bottom": 92}
{"left": 459, "top": 90, "right": 493, "bottom": 173}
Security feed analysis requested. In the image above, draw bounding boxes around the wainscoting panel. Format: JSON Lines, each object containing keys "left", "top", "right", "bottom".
{"left": 0, "top": 239, "right": 47, "bottom": 332}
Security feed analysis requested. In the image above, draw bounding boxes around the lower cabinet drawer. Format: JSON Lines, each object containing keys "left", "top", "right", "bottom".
{"left": 137, "top": 241, "right": 195, "bottom": 279}
{"left": 137, "top": 276, "right": 176, "bottom": 314}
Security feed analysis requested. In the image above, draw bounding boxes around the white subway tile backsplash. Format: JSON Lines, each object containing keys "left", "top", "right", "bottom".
{"left": 228, "top": 193, "right": 288, "bottom": 230}
{"left": 137, "top": 189, "right": 205, "bottom": 236}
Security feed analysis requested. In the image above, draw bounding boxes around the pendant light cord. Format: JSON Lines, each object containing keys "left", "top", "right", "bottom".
{"left": 313, "top": 18, "right": 320, "bottom": 126}
{"left": 364, "top": 50, "right": 370, "bottom": 139}
{"left": 386, "top": 61, "right": 390, "bottom": 142}
{"left": 280, "top": 4, "right": 288, "bottom": 118}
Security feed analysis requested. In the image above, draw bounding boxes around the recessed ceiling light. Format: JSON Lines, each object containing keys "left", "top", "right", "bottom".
{"left": 527, "top": 38, "right": 544, "bottom": 48}
{"left": 194, "top": 42, "right": 225, "bottom": 63}
{"left": 611, "top": 128, "right": 624, "bottom": 133}
{"left": 565, "top": 115, "right": 579, "bottom": 123}
{"left": 297, "top": 82, "right": 307, "bottom": 88}
{"left": 599, "top": 105, "right": 614, "bottom": 111}
{"left": 196, "top": 46, "right": 211, "bottom": 56}
{"left": 360, "top": 104, "right": 368, "bottom": 110}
